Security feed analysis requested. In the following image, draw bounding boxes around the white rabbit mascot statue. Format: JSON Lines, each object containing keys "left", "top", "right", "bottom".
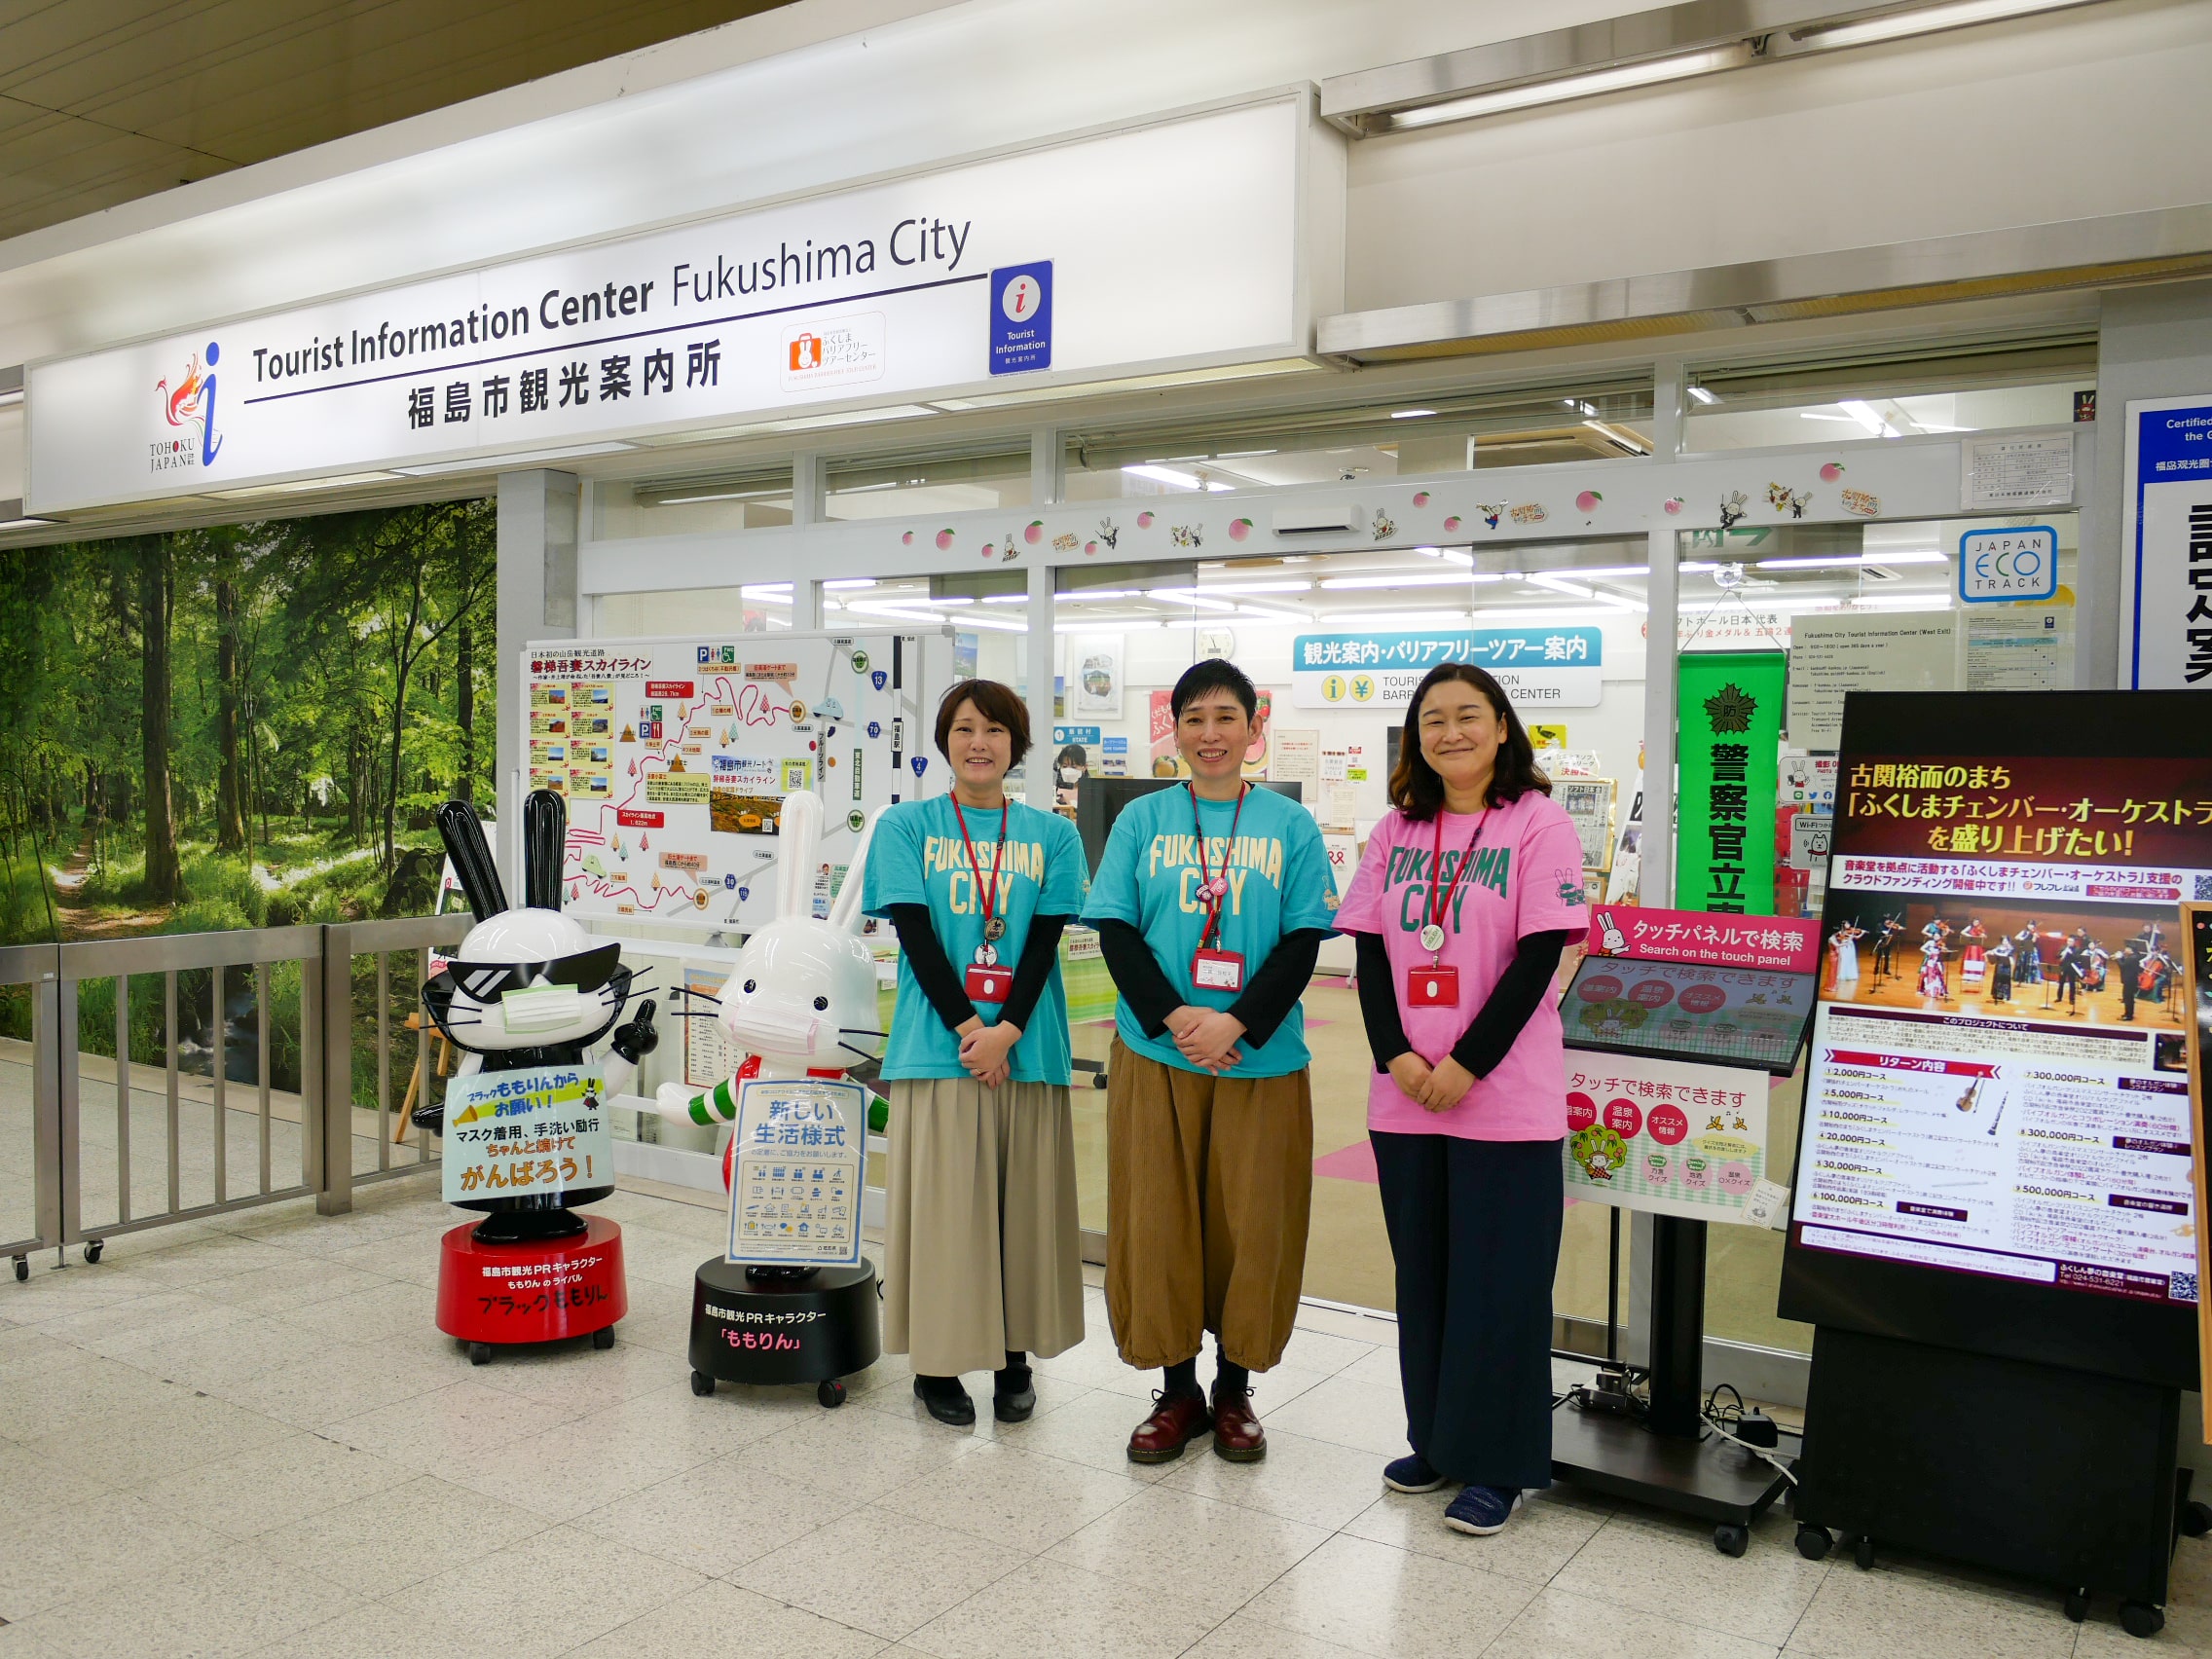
{"left": 652, "top": 790, "right": 886, "bottom": 1179}
{"left": 653, "top": 789, "right": 888, "bottom": 1409}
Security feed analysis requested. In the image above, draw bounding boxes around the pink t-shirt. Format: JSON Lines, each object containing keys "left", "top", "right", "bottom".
{"left": 1334, "top": 793, "right": 1587, "bottom": 1140}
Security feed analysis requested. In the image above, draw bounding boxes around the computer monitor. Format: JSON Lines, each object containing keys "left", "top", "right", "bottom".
{"left": 1074, "top": 777, "right": 1304, "bottom": 878}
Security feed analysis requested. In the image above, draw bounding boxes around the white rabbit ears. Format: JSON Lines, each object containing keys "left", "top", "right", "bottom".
{"left": 830, "top": 805, "right": 889, "bottom": 936}
{"left": 775, "top": 790, "right": 825, "bottom": 919}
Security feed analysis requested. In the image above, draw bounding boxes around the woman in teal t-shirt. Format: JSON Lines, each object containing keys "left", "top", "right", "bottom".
{"left": 863, "top": 679, "right": 1088, "bottom": 1426}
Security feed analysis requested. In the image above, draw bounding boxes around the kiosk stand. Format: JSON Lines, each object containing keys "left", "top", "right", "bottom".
{"left": 1551, "top": 904, "right": 1821, "bottom": 1554}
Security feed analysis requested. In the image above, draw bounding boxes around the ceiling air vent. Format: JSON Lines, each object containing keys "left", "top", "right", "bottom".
{"left": 1272, "top": 502, "right": 1357, "bottom": 536}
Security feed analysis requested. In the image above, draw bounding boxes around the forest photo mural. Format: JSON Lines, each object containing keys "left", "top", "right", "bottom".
{"left": 0, "top": 497, "right": 496, "bottom": 949}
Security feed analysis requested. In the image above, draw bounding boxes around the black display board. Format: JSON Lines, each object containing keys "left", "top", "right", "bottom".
{"left": 1778, "top": 692, "right": 2209, "bottom": 1391}
{"left": 1072, "top": 777, "right": 1302, "bottom": 879}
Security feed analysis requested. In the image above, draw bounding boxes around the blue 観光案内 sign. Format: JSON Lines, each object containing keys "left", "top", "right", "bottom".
{"left": 989, "top": 263, "right": 1051, "bottom": 376}
{"left": 1957, "top": 526, "right": 2058, "bottom": 605}
{"left": 1289, "top": 628, "right": 1605, "bottom": 710}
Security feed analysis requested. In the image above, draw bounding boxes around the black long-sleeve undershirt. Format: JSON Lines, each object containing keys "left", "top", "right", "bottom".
{"left": 1352, "top": 929, "right": 1571, "bottom": 1081}
{"left": 1095, "top": 919, "right": 1331, "bottom": 1050}
{"left": 1001, "top": 914, "right": 1071, "bottom": 1033}
{"left": 887, "top": 905, "right": 1072, "bottom": 1037}
{"left": 888, "top": 904, "right": 974, "bottom": 1032}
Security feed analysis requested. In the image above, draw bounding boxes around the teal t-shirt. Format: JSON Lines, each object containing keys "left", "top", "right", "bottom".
{"left": 865, "top": 795, "right": 1087, "bottom": 1086}
{"left": 1081, "top": 783, "right": 1338, "bottom": 1078}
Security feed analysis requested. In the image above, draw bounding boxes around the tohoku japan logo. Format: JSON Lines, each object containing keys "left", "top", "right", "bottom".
{"left": 153, "top": 341, "right": 224, "bottom": 474}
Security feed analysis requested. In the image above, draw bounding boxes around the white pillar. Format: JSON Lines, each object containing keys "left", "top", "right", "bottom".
{"left": 1641, "top": 525, "right": 1679, "bottom": 905}
{"left": 1025, "top": 558, "right": 1054, "bottom": 809}
{"left": 496, "top": 469, "right": 578, "bottom": 888}
{"left": 1651, "top": 357, "right": 1686, "bottom": 460}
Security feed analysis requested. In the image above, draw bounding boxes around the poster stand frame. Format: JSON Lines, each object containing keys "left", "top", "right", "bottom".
{"left": 1552, "top": 930, "right": 1808, "bottom": 1556}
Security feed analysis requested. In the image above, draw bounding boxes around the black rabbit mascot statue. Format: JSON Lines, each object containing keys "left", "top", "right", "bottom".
{"left": 418, "top": 791, "right": 657, "bottom": 1363}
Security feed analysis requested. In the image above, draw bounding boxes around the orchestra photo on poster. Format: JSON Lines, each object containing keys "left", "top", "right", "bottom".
{"left": 1820, "top": 895, "right": 2186, "bottom": 1032}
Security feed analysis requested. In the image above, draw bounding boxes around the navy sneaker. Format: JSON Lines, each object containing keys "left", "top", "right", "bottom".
{"left": 1444, "top": 1484, "right": 1523, "bottom": 1535}
{"left": 1382, "top": 1454, "right": 1445, "bottom": 1493}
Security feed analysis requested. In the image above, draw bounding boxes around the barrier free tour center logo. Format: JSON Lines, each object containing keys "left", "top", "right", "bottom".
{"left": 153, "top": 341, "right": 224, "bottom": 475}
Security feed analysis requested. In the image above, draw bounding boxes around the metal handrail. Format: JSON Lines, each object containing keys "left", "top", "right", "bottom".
{"left": 8, "top": 916, "right": 471, "bottom": 1277}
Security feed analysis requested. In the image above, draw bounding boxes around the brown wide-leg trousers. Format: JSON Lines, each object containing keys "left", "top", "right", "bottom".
{"left": 1105, "top": 1038, "right": 1314, "bottom": 1372}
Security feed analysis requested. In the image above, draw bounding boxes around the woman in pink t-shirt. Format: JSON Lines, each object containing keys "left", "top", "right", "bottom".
{"left": 1335, "top": 662, "right": 1585, "bottom": 1539}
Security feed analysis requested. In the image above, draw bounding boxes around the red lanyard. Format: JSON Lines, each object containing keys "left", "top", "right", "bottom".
{"left": 950, "top": 797, "right": 1009, "bottom": 940}
{"left": 1426, "top": 810, "right": 1490, "bottom": 938}
{"left": 1190, "top": 782, "right": 1249, "bottom": 946}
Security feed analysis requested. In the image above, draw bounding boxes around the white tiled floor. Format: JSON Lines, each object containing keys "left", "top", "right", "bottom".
{"left": 4, "top": 1177, "right": 2208, "bottom": 1658}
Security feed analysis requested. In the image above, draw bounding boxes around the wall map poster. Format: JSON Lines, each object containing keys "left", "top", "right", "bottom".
{"left": 522, "top": 630, "right": 949, "bottom": 932}
{"left": 1789, "top": 698, "right": 2212, "bottom": 1316}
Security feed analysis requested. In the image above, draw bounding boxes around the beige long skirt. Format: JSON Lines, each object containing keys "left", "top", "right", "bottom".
{"left": 881, "top": 1076, "right": 1087, "bottom": 1377}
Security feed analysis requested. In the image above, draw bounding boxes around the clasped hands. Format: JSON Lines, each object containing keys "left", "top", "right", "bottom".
{"left": 955, "top": 1016, "right": 1021, "bottom": 1088}
{"left": 1387, "top": 1050, "right": 1476, "bottom": 1113}
{"left": 1164, "top": 1005, "right": 1245, "bottom": 1073}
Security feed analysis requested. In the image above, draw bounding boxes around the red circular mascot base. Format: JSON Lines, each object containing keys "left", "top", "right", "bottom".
{"left": 435, "top": 1215, "right": 628, "bottom": 1355}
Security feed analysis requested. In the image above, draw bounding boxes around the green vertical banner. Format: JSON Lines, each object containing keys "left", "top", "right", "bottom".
{"left": 1675, "top": 649, "right": 1786, "bottom": 914}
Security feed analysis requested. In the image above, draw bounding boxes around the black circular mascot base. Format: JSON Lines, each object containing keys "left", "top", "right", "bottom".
{"left": 688, "top": 1256, "right": 880, "bottom": 1409}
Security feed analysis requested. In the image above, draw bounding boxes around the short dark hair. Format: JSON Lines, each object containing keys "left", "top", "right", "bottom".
{"left": 1387, "top": 662, "right": 1552, "bottom": 821}
{"left": 935, "top": 679, "right": 1031, "bottom": 768}
{"left": 1170, "top": 657, "right": 1257, "bottom": 720}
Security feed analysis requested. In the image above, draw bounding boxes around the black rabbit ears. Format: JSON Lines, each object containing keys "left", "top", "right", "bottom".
{"left": 437, "top": 790, "right": 569, "bottom": 922}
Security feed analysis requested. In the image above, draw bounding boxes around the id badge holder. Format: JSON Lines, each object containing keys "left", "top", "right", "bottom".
{"left": 1192, "top": 947, "right": 1246, "bottom": 993}
{"left": 965, "top": 963, "right": 1011, "bottom": 1003}
{"left": 1407, "top": 965, "right": 1460, "bottom": 1007}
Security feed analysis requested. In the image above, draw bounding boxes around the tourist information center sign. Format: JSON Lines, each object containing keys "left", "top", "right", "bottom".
{"left": 27, "top": 97, "right": 1310, "bottom": 513}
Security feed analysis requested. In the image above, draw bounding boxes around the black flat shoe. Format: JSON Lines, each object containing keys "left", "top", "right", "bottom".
{"left": 913, "top": 1374, "right": 976, "bottom": 1426}
{"left": 993, "top": 1367, "right": 1036, "bottom": 1422}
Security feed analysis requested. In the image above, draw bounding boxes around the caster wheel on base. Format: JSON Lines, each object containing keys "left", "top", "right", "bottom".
{"left": 1795, "top": 1524, "right": 1832, "bottom": 1562}
{"left": 2120, "top": 1602, "right": 2165, "bottom": 1639}
{"left": 1714, "top": 1524, "right": 1749, "bottom": 1558}
{"left": 818, "top": 1379, "right": 846, "bottom": 1409}
{"left": 690, "top": 1369, "right": 716, "bottom": 1396}
{"left": 2182, "top": 1499, "right": 2212, "bottom": 1538}
{"left": 468, "top": 1341, "right": 493, "bottom": 1366}
{"left": 82, "top": 1240, "right": 102, "bottom": 1265}
{"left": 12, "top": 1255, "right": 25, "bottom": 1282}
{"left": 592, "top": 1326, "right": 616, "bottom": 1349}
{"left": 2064, "top": 1589, "right": 2090, "bottom": 1624}
{"left": 1852, "top": 1535, "right": 1876, "bottom": 1571}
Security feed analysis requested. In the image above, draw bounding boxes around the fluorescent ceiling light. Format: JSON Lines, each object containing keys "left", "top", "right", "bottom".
{"left": 1568, "top": 565, "right": 1651, "bottom": 578}
{"left": 824, "top": 577, "right": 876, "bottom": 589}
{"left": 1754, "top": 552, "right": 1946, "bottom": 570}
{"left": 1191, "top": 579, "right": 1313, "bottom": 595}
{"left": 738, "top": 583, "right": 792, "bottom": 600}
{"left": 1315, "top": 608, "right": 1475, "bottom": 627}
{"left": 980, "top": 593, "right": 1031, "bottom": 605}
{"left": 1837, "top": 399, "right": 1899, "bottom": 438}
{"left": 1055, "top": 616, "right": 1161, "bottom": 631}
{"left": 1687, "top": 386, "right": 1720, "bottom": 406}
{"left": 1526, "top": 573, "right": 1596, "bottom": 600}
{"left": 1123, "top": 463, "right": 1203, "bottom": 491}
{"left": 1382, "top": 41, "right": 1757, "bottom": 129}
{"left": 1583, "top": 420, "right": 1651, "bottom": 455}
{"left": 1146, "top": 588, "right": 1239, "bottom": 611}
{"left": 1319, "top": 571, "right": 1485, "bottom": 591}
{"left": 958, "top": 614, "right": 1029, "bottom": 632}
{"left": 1057, "top": 588, "right": 1139, "bottom": 602}
{"left": 931, "top": 596, "right": 975, "bottom": 606}
{"left": 1391, "top": 408, "right": 1438, "bottom": 419}
{"left": 841, "top": 601, "right": 953, "bottom": 623}
{"left": 1792, "top": 0, "right": 2093, "bottom": 51}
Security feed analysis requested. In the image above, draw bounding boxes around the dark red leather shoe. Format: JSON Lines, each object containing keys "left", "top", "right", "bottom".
{"left": 1211, "top": 1386, "right": 1266, "bottom": 1462}
{"left": 1127, "top": 1389, "right": 1211, "bottom": 1463}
